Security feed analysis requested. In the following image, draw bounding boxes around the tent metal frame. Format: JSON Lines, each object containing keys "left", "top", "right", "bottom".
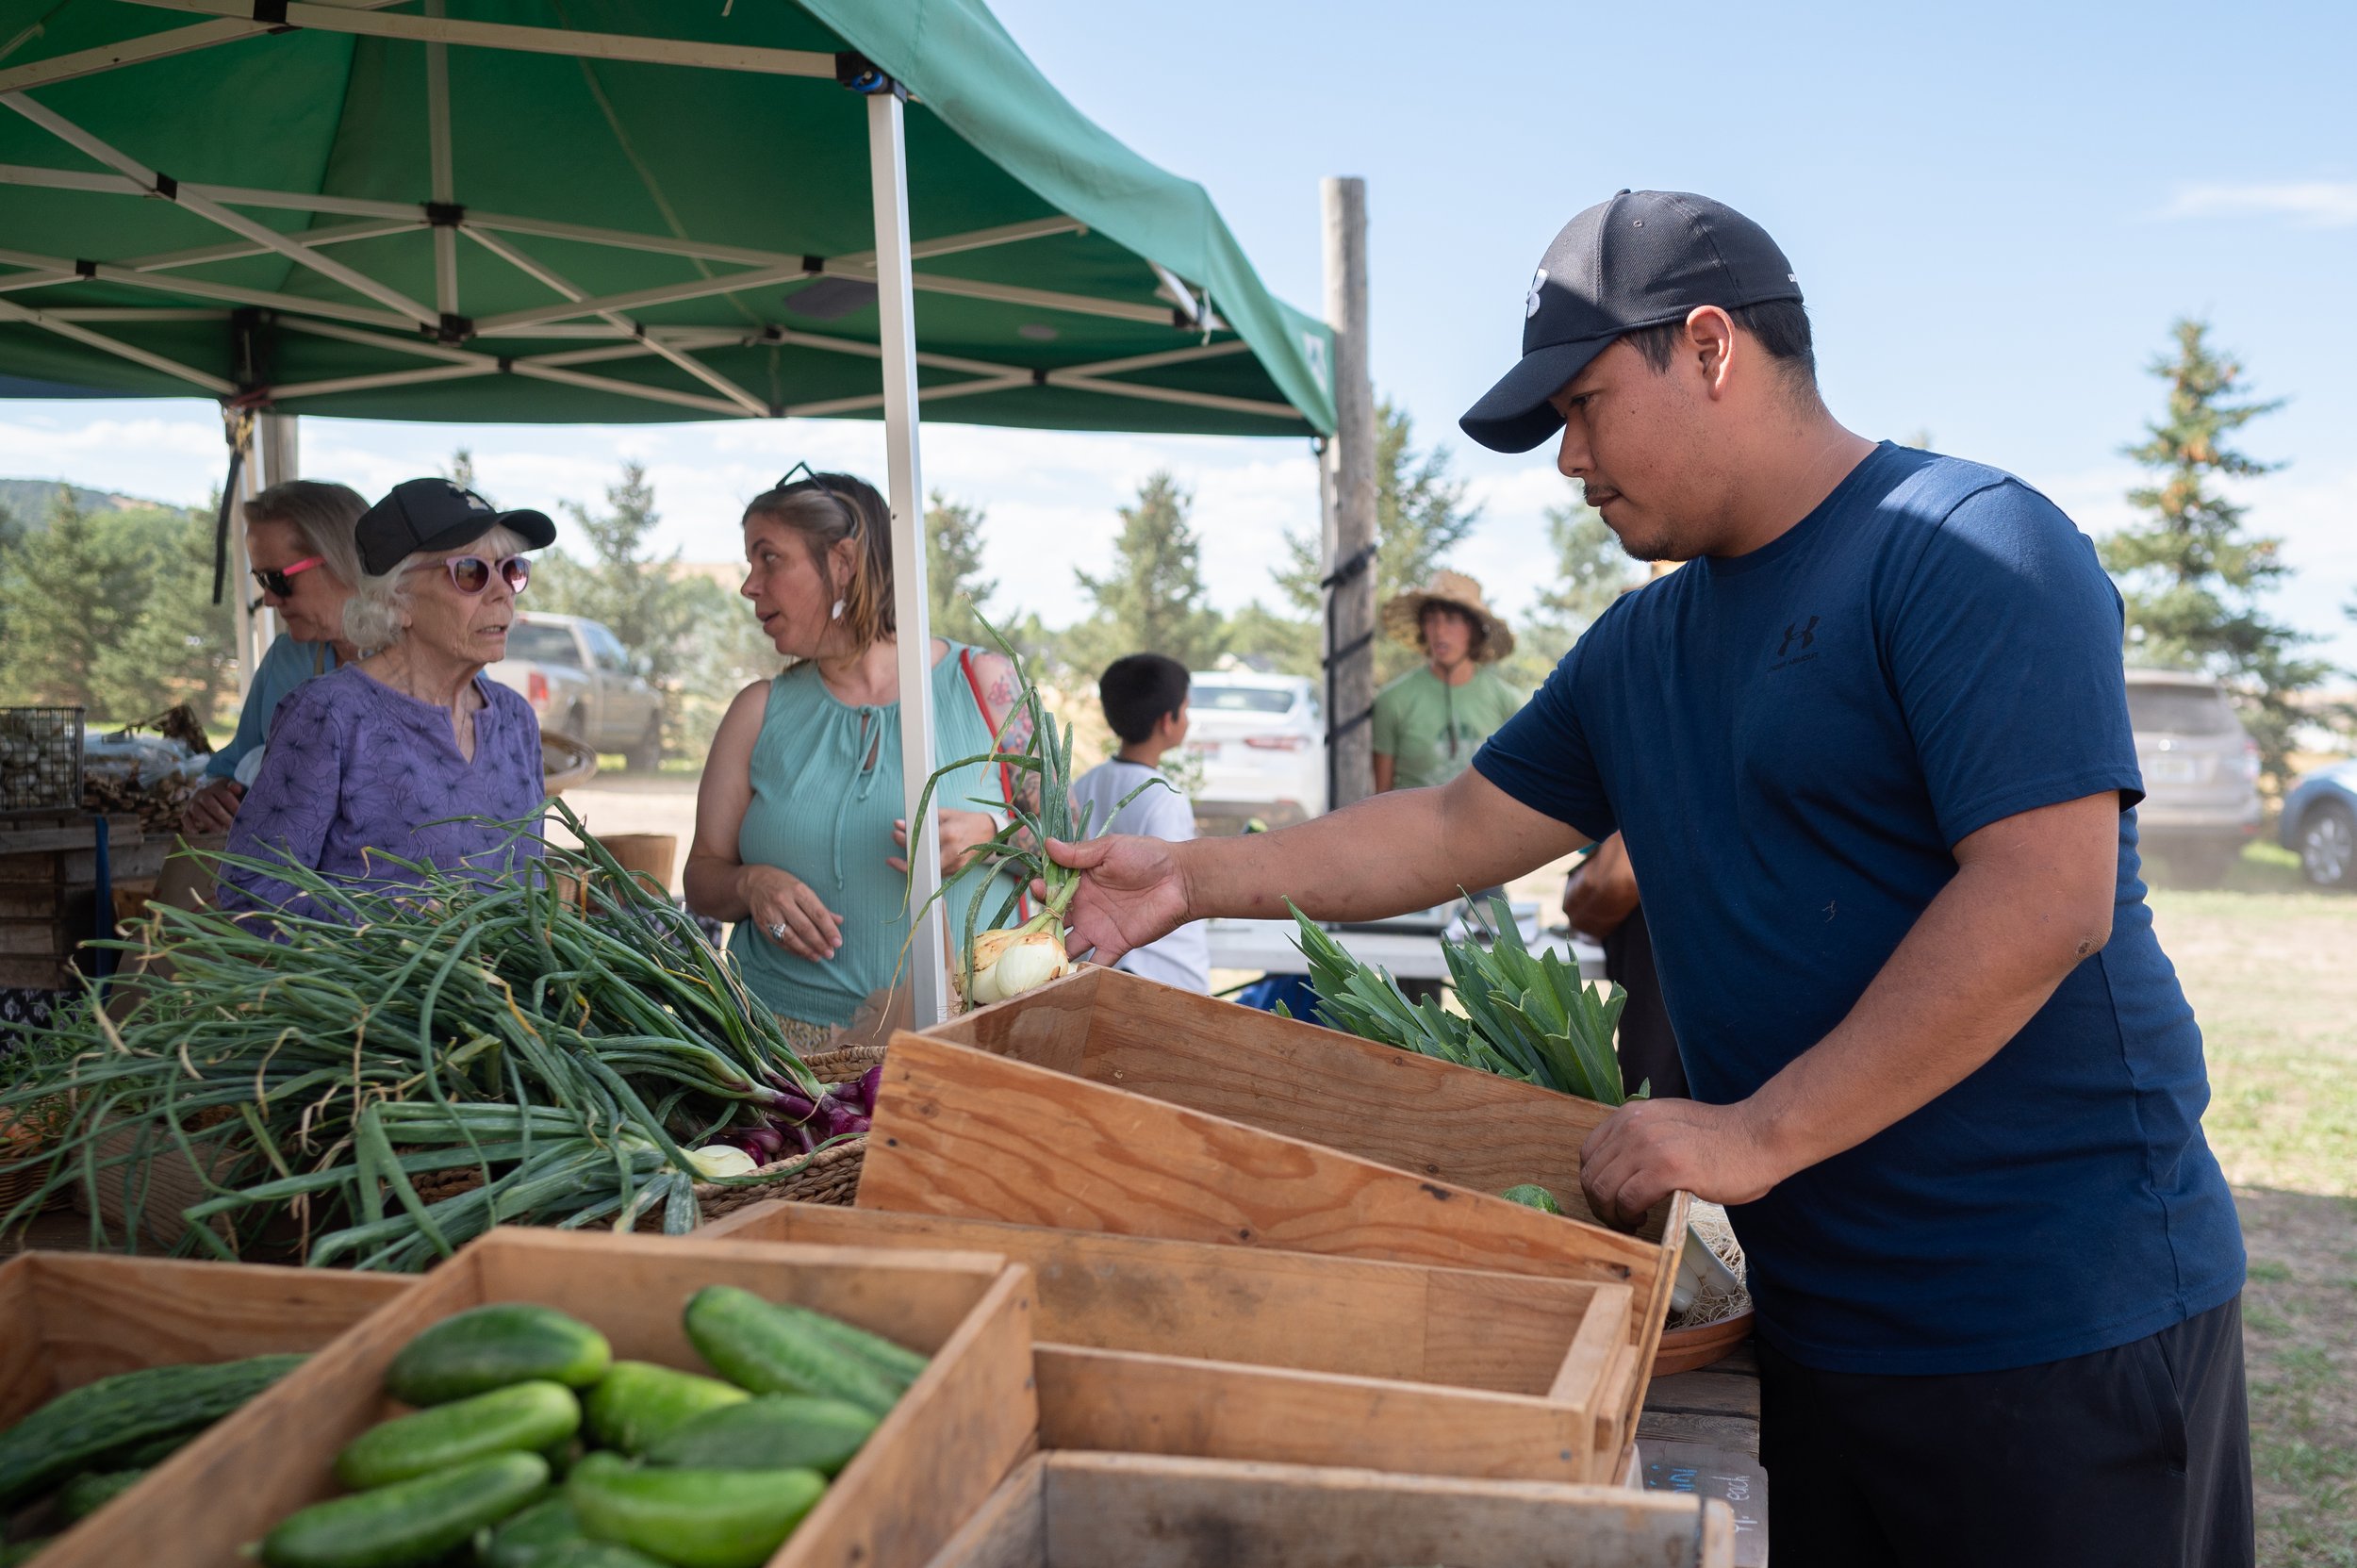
{"left": 0, "top": 0, "right": 1328, "bottom": 1023}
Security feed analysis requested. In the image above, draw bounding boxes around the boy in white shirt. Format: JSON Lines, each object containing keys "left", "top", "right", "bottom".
{"left": 1066, "top": 654, "right": 1211, "bottom": 993}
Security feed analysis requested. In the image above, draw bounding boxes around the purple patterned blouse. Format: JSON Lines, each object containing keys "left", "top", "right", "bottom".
{"left": 220, "top": 664, "right": 544, "bottom": 918}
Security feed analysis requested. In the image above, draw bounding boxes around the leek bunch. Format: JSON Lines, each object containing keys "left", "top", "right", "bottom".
{"left": 1286, "top": 896, "right": 1640, "bottom": 1106}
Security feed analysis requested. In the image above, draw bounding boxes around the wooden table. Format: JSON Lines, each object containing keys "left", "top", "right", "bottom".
{"left": 1639, "top": 1341, "right": 1769, "bottom": 1564}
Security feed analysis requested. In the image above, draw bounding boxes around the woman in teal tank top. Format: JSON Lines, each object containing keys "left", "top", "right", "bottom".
{"left": 684, "top": 470, "right": 1026, "bottom": 1044}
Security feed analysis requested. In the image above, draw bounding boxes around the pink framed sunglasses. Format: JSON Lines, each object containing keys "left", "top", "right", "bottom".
{"left": 409, "top": 553, "right": 531, "bottom": 595}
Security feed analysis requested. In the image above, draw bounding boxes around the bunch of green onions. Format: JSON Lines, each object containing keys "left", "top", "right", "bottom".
{"left": 907, "top": 615, "right": 1164, "bottom": 1009}
{"left": 0, "top": 801, "right": 833, "bottom": 1269}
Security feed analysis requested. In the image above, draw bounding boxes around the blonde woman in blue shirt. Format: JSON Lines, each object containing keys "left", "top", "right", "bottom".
{"left": 685, "top": 470, "right": 1025, "bottom": 1050}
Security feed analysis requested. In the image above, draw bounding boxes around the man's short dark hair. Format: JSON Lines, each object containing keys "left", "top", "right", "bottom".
{"left": 1099, "top": 653, "right": 1191, "bottom": 744}
{"left": 1623, "top": 298, "right": 1816, "bottom": 388}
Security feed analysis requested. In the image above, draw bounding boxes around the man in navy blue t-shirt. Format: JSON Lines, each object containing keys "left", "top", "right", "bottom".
{"left": 1054, "top": 191, "right": 2250, "bottom": 1566}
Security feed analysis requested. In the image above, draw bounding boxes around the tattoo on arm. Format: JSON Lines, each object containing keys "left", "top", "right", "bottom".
{"left": 982, "top": 663, "right": 1040, "bottom": 811}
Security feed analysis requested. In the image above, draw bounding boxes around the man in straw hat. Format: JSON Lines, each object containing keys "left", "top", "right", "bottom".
{"left": 1051, "top": 190, "right": 2250, "bottom": 1566}
{"left": 1370, "top": 569, "right": 1524, "bottom": 794}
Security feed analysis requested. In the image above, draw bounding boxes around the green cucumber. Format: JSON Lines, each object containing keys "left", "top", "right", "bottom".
{"left": 644, "top": 1396, "right": 876, "bottom": 1478}
{"left": 117, "top": 1427, "right": 207, "bottom": 1468}
{"left": 387, "top": 1307, "right": 611, "bottom": 1407}
{"left": 534, "top": 1544, "right": 669, "bottom": 1568}
{"left": 682, "top": 1289, "right": 907, "bottom": 1416}
{"left": 582, "top": 1364, "right": 747, "bottom": 1456}
{"left": 759, "top": 1305, "right": 926, "bottom": 1388}
{"left": 260, "top": 1451, "right": 550, "bottom": 1568}
{"left": 1499, "top": 1183, "right": 1563, "bottom": 1214}
{"left": 58, "top": 1467, "right": 147, "bottom": 1520}
{"left": 476, "top": 1495, "right": 585, "bottom": 1568}
{"left": 338, "top": 1381, "right": 581, "bottom": 1490}
{"left": 566, "top": 1452, "right": 824, "bottom": 1568}
{"left": 0, "top": 1353, "right": 306, "bottom": 1510}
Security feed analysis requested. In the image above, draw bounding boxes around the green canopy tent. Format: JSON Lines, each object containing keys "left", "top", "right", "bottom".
{"left": 0, "top": 0, "right": 1341, "bottom": 1020}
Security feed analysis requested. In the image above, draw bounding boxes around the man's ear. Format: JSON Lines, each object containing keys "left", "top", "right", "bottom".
{"left": 1684, "top": 305, "right": 1738, "bottom": 398}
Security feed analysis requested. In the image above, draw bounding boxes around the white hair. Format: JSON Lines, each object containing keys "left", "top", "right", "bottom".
{"left": 343, "top": 524, "right": 533, "bottom": 652}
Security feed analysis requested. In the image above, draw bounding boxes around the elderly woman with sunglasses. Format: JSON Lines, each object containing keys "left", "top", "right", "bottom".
{"left": 181, "top": 480, "right": 369, "bottom": 835}
{"left": 219, "top": 479, "right": 556, "bottom": 919}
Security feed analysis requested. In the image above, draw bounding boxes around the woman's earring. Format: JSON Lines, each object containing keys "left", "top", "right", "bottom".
{"left": 830, "top": 598, "right": 846, "bottom": 620}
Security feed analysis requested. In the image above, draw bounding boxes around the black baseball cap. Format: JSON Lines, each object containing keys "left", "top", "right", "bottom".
{"left": 1459, "top": 190, "right": 1804, "bottom": 454}
{"left": 355, "top": 478, "right": 557, "bottom": 576}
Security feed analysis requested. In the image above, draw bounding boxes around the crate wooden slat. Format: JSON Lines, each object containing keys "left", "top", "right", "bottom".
{"left": 923, "top": 966, "right": 1689, "bottom": 1398}
{"left": 36, "top": 1229, "right": 1037, "bottom": 1568}
{"left": 0, "top": 1254, "right": 411, "bottom": 1556}
{"left": 922, "top": 1453, "right": 1734, "bottom": 1568}
{"left": 701, "top": 1200, "right": 1639, "bottom": 1482}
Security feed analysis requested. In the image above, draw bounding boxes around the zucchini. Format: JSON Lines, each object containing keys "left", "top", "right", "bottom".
{"left": 644, "top": 1396, "right": 876, "bottom": 1478}
{"left": 58, "top": 1467, "right": 147, "bottom": 1520}
{"left": 338, "top": 1382, "right": 582, "bottom": 1491}
{"left": 259, "top": 1451, "right": 550, "bottom": 1568}
{"left": 582, "top": 1364, "right": 747, "bottom": 1457}
{"left": 387, "top": 1307, "right": 612, "bottom": 1408}
{"left": 0, "top": 1353, "right": 306, "bottom": 1510}
{"left": 682, "top": 1289, "right": 907, "bottom": 1416}
{"left": 475, "top": 1494, "right": 585, "bottom": 1568}
{"left": 567, "top": 1452, "right": 824, "bottom": 1568}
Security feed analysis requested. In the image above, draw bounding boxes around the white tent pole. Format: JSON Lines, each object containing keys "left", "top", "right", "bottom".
{"left": 255, "top": 413, "right": 298, "bottom": 650}
{"left": 867, "top": 85, "right": 946, "bottom": 1029}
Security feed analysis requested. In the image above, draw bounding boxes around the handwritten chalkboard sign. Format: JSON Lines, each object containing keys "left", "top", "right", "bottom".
{"left": 1642, "top": 1439, "right": 1769, "bottom": 1566}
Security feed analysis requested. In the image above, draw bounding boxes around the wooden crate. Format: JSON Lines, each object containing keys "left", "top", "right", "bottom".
{"left": 920, "top": 968, "right": 1689, "bottom": 1377}
{"left": 38, "top": 1228, "right": 1037, "bottom": 1568}
{"left": 864, "top": 1027, "right": 1681, "bottom": 1457}
{"left": 701, "top": 1200, "right": 1640, "bottom": 1483}
{"left": 0, "top": 1254, "right": 411, "bottom": 1550}
{"left": 924, "top": 1453, "right": 1734, "bottom": 1568}
{"left": 0, "top": 813, "right": 162, "bottom": 988}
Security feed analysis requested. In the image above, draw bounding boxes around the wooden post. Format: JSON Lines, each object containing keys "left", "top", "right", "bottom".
{"left": 1322, "top": 176, "right": 1376, "bottom": 812}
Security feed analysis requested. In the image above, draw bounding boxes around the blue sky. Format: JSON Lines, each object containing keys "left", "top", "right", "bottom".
{"left": 2, "top": 0, "right": 2351, "bottom": 668}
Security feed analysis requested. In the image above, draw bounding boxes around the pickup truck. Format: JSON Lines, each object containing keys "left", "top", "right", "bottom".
{"left": 487, "top": 612, "right": 665, "bottom": 771}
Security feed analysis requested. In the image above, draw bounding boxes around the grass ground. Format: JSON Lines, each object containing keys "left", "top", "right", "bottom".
{"left": 2147, "top": 845, "right": 2357, "bottom": 1567}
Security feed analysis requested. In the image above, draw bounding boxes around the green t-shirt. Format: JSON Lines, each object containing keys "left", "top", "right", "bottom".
{"left": 1370, "top": 665, "right": 1524, "bottom": 790}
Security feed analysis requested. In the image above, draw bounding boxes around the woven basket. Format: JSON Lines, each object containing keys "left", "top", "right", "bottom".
{"left": 688, "top": 1043, "right": 887, "bottom": 1216}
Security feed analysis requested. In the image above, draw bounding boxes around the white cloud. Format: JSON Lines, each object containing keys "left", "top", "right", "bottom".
{"left": 2161, "top": 181, "right": 2357, "bottom": 228}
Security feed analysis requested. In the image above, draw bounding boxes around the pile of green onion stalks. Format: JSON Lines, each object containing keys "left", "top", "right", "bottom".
{"left": 0, "top": 802, "right": 861, "bottom": 1270}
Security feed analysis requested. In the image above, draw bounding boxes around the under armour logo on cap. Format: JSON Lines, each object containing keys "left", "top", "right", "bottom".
{"left": 1525, "top": 268, "right": 1548, "bottom": 320}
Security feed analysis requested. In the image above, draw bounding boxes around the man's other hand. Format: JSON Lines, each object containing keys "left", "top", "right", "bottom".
{"left": 1578, "top": 1096, "right": 1789, "bottom": 1229}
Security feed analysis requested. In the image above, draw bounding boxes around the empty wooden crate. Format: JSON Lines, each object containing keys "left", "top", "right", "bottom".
{"left": 37, "top": 1228, "right": 1037, "bottom": 1568}
{"left": 701, "top": 1199, "right": 1640, "bottom": 1482}
{"left": 924, "top": 1453, "right": 1734, "bottom": 1568}
{"left": 0, "top": 1255, "right": 411, "bottom": 1552}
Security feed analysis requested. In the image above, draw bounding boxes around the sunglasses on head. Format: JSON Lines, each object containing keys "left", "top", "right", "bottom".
{"left": 772, "top": 462, "right": 861, "bottom": 533}
{"left": 251, "top": 555, "right": 325, "bottom": 601}
{"left": 406, "top": 554, "right": 531, "bottom": 595}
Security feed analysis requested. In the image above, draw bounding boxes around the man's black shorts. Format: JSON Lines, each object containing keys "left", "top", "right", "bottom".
{"left": 1758, "top": 1295, "right": 2253, "bottom": 1567}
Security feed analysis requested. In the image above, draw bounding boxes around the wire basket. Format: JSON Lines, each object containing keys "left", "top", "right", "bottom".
{"left": 0, "top": 706, "right": 84, "bottom": 817}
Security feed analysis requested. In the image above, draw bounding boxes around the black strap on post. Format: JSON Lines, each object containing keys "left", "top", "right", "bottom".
{"left": 1320, "top": 543, "right": 1380, "bottom": 800}
{"left": 210, "top": 439, "right": 243, "bottom": 606}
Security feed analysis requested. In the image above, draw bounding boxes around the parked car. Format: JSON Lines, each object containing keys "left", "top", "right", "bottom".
{"left": 1184, "top": 672, "right": 1327, "bottom": 828}
{"left": 2279, "top": 759, "right": 2357, "bottom": 891}
{"left": 2125, "top": 668, "right": 2262, "bottom": 885}
{"left": 487, "top": 612, "right": 665, "bottom": 771}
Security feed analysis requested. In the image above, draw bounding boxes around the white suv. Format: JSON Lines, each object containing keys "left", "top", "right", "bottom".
{"left": 2126, "top": 668, "right": 2263, "bottom": 885}
{"left": 1183, "top": 672, "right": 1327, "bottom": 829}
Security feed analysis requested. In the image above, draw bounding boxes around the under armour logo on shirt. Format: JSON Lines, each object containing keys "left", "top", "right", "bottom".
{"left": 1778, "top": 616, "right": 1820, "bottom": 657}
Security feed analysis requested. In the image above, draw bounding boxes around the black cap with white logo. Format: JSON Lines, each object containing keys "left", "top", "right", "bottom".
{"left": 355, "top": 478, "right": 557, "bottom": 576}
{"left": 1459, "top": 190, "right": 1804, "bottom": 454}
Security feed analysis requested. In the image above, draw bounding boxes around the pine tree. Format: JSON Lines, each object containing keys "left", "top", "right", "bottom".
{"left": 0, "top": 487, "right": 145, "bottom": 712}
{"left": 90, "top": 504, "right": 238, "bottom": 724}
{"left": 1066, "top": 470, "right": 1227, "bottom": 677}
{"left": 926, "top": 491, "right": 997, "bottom": 645}
{"left": 2099, "top": 320, "right": 2328, "bottom": 787}
{"left": 534, "top": 462, "right": 702, "bottom": 766}
{"left": 1514, "top": 495, "right": 1640, "bottom": 680}
{"left": 1274, "top": 400, "right": 1483, "bottom": 684}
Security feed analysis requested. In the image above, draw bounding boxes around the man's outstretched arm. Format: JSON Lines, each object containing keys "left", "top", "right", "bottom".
{"left": 1050, "top": 767, "right": 1590, "bottom": 965}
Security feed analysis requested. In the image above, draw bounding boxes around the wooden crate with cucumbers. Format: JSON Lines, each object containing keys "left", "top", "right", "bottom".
{"left": 701, "top": 1199, "right": 1640, "bottom": 1484}
{"left": 0, "top": 1255, "right": 412, "bottom": 1565}
{"left": 30, "top": 1229, "right": 1036, "bottom": 1568}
